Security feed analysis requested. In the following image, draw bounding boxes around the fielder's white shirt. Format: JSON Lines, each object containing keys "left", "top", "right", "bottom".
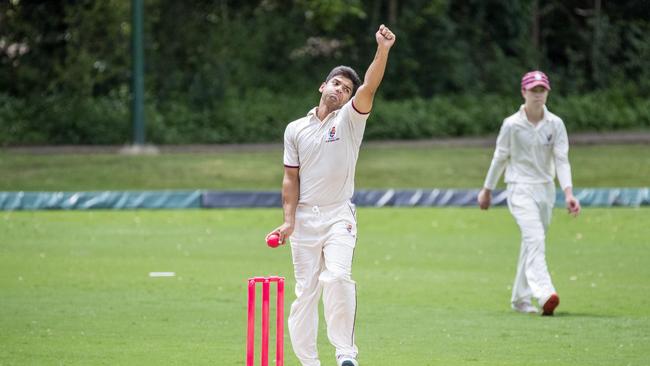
{"left": 484, "top": 105, "right": 573, "bottom": 190}
{"left": 284, "top": 99, "right": 369, "bottom": 206}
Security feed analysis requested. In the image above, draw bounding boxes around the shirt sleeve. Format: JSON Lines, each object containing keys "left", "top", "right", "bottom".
{"left": 483, "top": 120, "right": 511, "bottom": 190}
{"left": 553, "top": 120, "right": 573, "bottom": 190}
{"left": 341, "top": 98, "right": 370, "bottom": 146}
{"left": 283, "top": 123, "right": 299, "bottom": 168}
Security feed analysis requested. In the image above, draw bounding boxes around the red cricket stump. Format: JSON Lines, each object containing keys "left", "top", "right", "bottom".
{"left": 247, "top": 276, "right": 285, "bottom": 366}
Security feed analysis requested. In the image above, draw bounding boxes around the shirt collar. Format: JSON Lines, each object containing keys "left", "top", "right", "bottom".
{"left": 307, "top": 106, "right": 341, "bottom": 123}
{"left": 518, "top": 104, "right": 549, "bottom": 125}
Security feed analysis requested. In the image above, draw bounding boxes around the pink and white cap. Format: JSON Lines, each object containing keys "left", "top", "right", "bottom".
{"left": 521, "top": 70, "right": 551, "bottom": 91}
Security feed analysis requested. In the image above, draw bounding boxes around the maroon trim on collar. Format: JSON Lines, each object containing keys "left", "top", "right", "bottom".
{"left": 284, "top": 164, "right": 299, "bottom": 169}
{"left": 352, "top": 100, "right": 370, "bottom": 115}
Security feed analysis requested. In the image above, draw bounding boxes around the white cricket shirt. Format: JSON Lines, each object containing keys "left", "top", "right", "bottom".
{"left": 484, "top": 105, "right": 573, "bottom": 190}
{"left": 283, "top": 99, "right": 369, "bottom": 206}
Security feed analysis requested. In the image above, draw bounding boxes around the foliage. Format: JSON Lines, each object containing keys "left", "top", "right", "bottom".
{"left": 2, "top": 88, "right": 648, "bottom": 145}
{"left": 0, "top": 93, "right": 130, "bottom": 145}
{"left": 1, "top": 1, "right": 649, "bottom": 144}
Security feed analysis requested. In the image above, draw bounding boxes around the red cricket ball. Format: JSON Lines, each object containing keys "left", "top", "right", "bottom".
{"left": 266, "top": 233, "right": 280, "bottom": 248}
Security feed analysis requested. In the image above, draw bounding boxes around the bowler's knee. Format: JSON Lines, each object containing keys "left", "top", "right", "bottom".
{"left": 318, "top": 268, "right": 354, "bottom": 284}
{"left": 522, "top": 229, "right": 545, "bottom": 245}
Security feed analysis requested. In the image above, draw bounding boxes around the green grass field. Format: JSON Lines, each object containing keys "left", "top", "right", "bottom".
{"left": 1, "top": 207, "right": 648, "bottom": 365}
{"left": 1, "top": 143, "right": 648, "bottom": 365}
{"left": 1, "top": 144, "right": 649, "bottom": 190}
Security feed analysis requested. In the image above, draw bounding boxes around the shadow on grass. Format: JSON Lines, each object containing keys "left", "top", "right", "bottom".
{"left": 551, "top": 311, "right": 616, "bottom": 319}
{"left": 489, "top": 310, "right": 616, "bottom": 319}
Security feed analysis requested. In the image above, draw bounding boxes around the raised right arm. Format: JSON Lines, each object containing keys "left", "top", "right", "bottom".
{"left": 353, "top": 24, "right": 396, "bottom": 114}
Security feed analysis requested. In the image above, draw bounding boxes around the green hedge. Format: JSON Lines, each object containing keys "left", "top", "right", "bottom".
{"left": 1, "top": 90, "right": 648, "bottom": 146}
{"left": 0, "top": 94, "right": 130, "bottom": 145}
{"left": 147, "top": 90, "right": 314, "bottom": 144}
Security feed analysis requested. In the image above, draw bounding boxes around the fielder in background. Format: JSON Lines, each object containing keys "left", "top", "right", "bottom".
{"left": 266, "top": 24, "right": 396, "bottom": 366}
{"left": 477, "top": 70, "right": 581, "bottom": 316}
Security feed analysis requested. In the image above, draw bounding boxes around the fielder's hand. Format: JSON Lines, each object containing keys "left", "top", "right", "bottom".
{"left": 478, "top": 188, "right": 492, "bottom": 210}
{"left": 566, "top": 196, "right": 581, "bottom": 217}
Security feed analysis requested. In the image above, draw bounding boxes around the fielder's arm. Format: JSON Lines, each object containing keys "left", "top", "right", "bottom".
{"left": 478, "top": 121, "right": 511, "bottom": 210}
{"left": 353, "top": 24, "right": 396, "bottom": 113}
{"left": 553, "top": 121, "right": 580, "bottom": 216}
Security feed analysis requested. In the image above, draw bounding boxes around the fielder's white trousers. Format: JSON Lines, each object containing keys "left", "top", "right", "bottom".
{"left": 507, "top": 183, "right": 557, "bottom": 307}
{"left": 288, "top": 200, "right": 358, "bottom": 366}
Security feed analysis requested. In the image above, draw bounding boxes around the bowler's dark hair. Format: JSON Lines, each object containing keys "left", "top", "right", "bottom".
{"left": 325, "top": 66, "right": 361, "bottom": 95}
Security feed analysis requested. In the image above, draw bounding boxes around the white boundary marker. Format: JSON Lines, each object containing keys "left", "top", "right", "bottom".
{"left": 149, "top": 272, "right": 176, "bottom": 277}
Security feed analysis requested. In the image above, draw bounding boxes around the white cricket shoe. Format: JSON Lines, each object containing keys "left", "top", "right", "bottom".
{"left": 512, "top": 301, "right": 539, "bottom": 314}
{"left": 337, "top": 355, "right": 359, "bottom": 366}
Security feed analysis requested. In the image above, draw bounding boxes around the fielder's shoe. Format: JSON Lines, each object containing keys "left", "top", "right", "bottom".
{"left": 337, "top": 355, "right": 359, "bottom": 366}
{"left": 542, "top": 293, "right": 560, "bottom": 316}
{"left": 512, "top": 301, "right": 539, "bottom": 314}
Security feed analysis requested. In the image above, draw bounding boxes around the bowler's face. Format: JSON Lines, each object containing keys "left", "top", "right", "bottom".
{"left": 320, "top": 76, "right": 354, "bottom": 109}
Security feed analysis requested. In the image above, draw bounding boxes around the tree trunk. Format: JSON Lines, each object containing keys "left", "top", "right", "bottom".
{"left": 388, "top": 0, "right": 397, "bottom": 26}
{"left": 531, "top": 0, "right": 540, "bottom": 67}
{"left": 592, "top": 0, "right": 602, "bottom": 87}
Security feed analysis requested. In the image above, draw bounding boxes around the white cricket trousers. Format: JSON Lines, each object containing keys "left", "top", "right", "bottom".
{"left": 507, "top": 183, "right": 557, "bottom": 307}
{"left": 288, "top": 200, "right": 358, "bottom": 366}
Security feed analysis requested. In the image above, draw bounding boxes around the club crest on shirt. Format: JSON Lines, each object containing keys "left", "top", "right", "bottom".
{"left": 345, "top": 223, "right": 355, "bottom": 237}
{"left": 325, "top": 126, "right": 340, "bottom": 143}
